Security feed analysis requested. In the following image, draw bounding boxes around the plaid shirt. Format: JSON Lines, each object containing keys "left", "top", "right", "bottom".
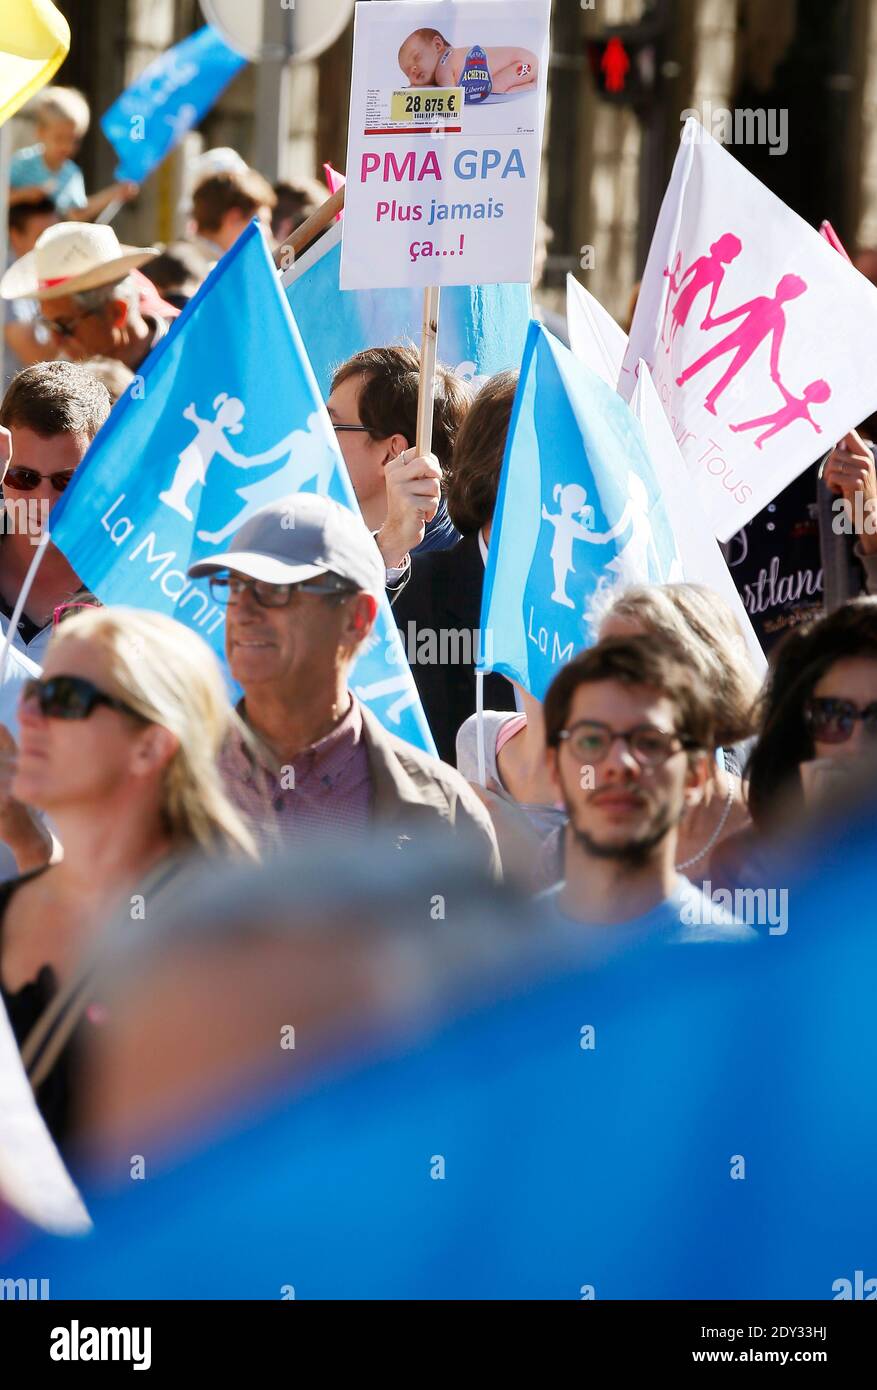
{"left": 220, "top": 698, "right": 374, "bottom": 855}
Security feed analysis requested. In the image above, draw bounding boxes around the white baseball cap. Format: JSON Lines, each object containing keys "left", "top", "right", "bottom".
{"left": 188, "top": 494, "right": 385, "bottom": 599}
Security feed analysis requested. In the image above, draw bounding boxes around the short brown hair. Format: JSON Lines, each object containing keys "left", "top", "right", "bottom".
{"left": 0, "top": 360, "right": 111, "bottom": 442}
{"left": 271, "top": 177, "right": 326, "bottom": 239}
{"left": 446, "top": 369, "right": 518, "bottom": 533}
{"left": 543, "top": 635, "right": 716, "bottom": 756}
{"left": 192, "top": 169, "right": 276, "bottom": 234}
{"left": 331, "top": 345, "right": 472, "bottom": 472}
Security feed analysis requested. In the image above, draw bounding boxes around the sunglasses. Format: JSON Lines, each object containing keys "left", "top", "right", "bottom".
{"left": 208, "top": 573, "right": 358, "bottom": 609}
{"left": 4, "top": 466, "right": 75, "bottom": 493}
{"left": 21, "top": 675, "right": 145, "bottom": 723}
{"left": 37, "top": 308, "right": 99, "bottom": 339}
{"left": 803, "top": 696, "right": 877, "bottom": 744}
{"left": 556, "top": 720, "right": 695, "bottom": 769}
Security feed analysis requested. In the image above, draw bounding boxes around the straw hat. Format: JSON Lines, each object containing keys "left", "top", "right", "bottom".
{"left": 1, "top": 222, "right": 160, "bottom": 302}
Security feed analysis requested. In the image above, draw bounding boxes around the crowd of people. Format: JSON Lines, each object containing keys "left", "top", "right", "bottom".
{"left": 1, "top": 85, "right": 876, "bottom": 1236}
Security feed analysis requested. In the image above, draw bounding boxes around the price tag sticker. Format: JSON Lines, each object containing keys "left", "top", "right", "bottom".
{"left": 390, "top": 88, "right": 464, "bottom": 123}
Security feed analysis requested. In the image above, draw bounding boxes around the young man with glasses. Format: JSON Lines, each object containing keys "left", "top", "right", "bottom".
{"left": 0, "top": 361, "right": 110, "bottom": 662}
{"left": 326, "top": 346, "right": 471, "bottom": 596}
{"left": 541, "top": 636, "right": 755, "bottom": 948}
{"left": 188, "top": 492, "right": 499, "bottom": 870}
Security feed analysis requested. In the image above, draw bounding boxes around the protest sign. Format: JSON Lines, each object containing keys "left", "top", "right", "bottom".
{"left": 629, "top": 361, "right": 766, "bottom": 674}
{"left": 283, "top": 218, "right": 531, "bottom": 396}
{"left": 48, "top": 222, "right": 436, "bottom": 755}
{"left": 621, "top": 118, "right": 877, "bottom": 541}
{"left": 0, "top": 0, "right": 69, "bottom": 126}
{"left": 100, "top": 25, "right": 246, "bottom": 184}
{"left": 340, "top": 0, "right": 550, "bottom": 290}
{"left": 566, "top": 272, "right": 628, "bottom": 390}
{"left": 479, "top": 322, "right": 680, "bottom": 701}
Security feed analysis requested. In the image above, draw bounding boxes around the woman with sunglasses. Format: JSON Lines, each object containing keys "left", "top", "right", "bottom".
{"left": 712, "top": 597, "right": 877, "bottom": 890}
{"left": 0, "top": 606, "right": 257, "bottom": 1150}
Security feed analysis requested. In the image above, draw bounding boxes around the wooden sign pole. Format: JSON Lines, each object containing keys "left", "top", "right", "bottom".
{"left": 273, "top": 186, "right": 346, "bottom": 267}
{"left": 416, "top": 285, "right": 442, "bottom": 456}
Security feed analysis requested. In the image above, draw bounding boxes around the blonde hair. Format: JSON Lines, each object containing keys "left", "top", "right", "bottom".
{"left": 35, "top": 86, "right": 91, "bottom": 136}
{"left": 48, "top": 608, "right": 258, "bottom": 860}
{"left": 597, "top": 582, "right": 761, "bottom": 747}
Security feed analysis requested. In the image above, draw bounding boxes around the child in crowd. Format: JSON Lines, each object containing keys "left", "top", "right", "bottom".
{"left": 9, "top": 87, "right": 137, "bottom": 221}
{"left": 398, "top": 28, "right": 538, "bottom": 102}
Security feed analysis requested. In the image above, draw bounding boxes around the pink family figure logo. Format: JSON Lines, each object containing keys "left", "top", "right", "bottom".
{"left": 675, "top": 272, "right": 808, "bottom": 415}
{"left": 729, "top": 377, "right": 831, "bottom": 448}
{"left": 661, "top": 233, "right": 742, "bottom": 353}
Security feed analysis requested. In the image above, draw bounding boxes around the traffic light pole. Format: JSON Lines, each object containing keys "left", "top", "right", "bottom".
{"left": 254, "top": 0, "right": 294, "bottom": 182}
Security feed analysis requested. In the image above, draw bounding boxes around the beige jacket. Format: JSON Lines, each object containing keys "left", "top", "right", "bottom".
{"left": 360, "top": 705, "right": 501, "bottom": 878}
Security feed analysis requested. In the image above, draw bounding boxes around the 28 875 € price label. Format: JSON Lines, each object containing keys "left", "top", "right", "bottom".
{"left": 390, "top": 88, "right": 464, "bottom": 123}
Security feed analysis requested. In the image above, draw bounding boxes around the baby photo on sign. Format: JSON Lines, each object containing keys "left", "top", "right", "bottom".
{"left": 356, "top": 0, "right": 549, "bottom": 139}
{"left": 398, "top": 27, "right": 539, "bottom": 103}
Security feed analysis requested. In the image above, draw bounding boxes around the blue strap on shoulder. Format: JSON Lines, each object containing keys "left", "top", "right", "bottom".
{"left": 460, "top": 45, "right": 492, "bottom": 103}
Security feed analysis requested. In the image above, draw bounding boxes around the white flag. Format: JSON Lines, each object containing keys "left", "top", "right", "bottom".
{"left": 0, "top": 995, "right": 90, "bottom": 1234}
{"left": 630, "top": 361, "right": 766, "bottom": 676}
{"left": 621, "top": 119, "right": 877, "bottom": 540}
{"left": 566, "top": 273, "right": 628, "bottom": 389}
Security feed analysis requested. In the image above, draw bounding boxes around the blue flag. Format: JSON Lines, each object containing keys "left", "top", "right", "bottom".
{"left": 49, "top": 222, "right": 436, "bottom": 755}
{"left": 282, "top": 222, "right": 532, "bottom": 397}
{"left": 479, "top": 322, "right": 682, "bottom": 700}
{"left": 100, "top": 26, "right": 246, "bottom": 184}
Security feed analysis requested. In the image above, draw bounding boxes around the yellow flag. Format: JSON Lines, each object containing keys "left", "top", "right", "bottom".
{"left": 0, "top": 0, "right": 71, "bottom": 127}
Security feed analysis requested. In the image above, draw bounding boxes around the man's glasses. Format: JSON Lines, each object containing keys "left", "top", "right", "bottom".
{"left": 803, "top": 696, "right": 877, "bottom": 744}
{"left": 37, "top": 308, "right": 98, "bottom": 339}
{"left": 21, "top": 674, "right": 145, "bottom": 723}
{"left": 331, "top": 422, "right": 371, "bottom": 434}
{"left": 556, "top": 720, "right": 695, "bottom": 768}
{"left": 4, "top": 465, "right": 75, "bottom": 494}
{"left": 209, "top": 573, "right": 358, "bottom": 609}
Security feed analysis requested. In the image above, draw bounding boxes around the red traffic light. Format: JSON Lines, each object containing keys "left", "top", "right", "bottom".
{"left": 602, "top": 36, "right": 631, "bottom": 93}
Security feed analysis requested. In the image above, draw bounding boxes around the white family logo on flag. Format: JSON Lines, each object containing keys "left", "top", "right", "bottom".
{"left": 540, "top": 473, "right": 678, "bottom": 616}
{"left": 158, "top": 396, "right": 336, "bottom": 542}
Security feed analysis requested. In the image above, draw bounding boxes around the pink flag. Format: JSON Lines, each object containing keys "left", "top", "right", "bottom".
{"left": 323, "top": 162, "right": 346, "bottom": 221}
{"left": 819, "top": 220, "right": 852, "bottom": 263}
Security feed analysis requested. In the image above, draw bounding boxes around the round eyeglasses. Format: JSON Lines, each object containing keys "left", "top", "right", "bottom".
{"left": 556, "top": 720, "right": 695, "bottom": 768}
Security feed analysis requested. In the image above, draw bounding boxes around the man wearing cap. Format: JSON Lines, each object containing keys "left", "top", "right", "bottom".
{"left": 0, "top": 222, "right": 178, "bottom": 371}
{"left": 189, "top": 493, "right": 500, "bottom": 871}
